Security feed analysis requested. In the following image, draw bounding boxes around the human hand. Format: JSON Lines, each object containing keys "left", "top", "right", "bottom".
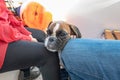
{"left": 29, "top": 35, "right": 38, "bottom": 42}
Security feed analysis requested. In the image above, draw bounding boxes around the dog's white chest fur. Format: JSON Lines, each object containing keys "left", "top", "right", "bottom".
{"left": 58, "top": 50, "right": 64, "bottom": 68}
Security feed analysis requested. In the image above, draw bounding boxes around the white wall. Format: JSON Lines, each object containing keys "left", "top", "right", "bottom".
{"left": 66, "top": 0, "right": 120, "bottom": 38}
{"left": 13, "top": 0, "right": 120, "bottom": 38}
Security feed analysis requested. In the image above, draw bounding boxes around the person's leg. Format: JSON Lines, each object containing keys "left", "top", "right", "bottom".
{"left": 19, "top": 27, "right": 46, "bottom": 79}
{"left": 0, "top": 40, "right": 60, "bottom": 80}
{"left": 17, "top": 27, "right": 46, "bottom": 80}
{"left": 40, "top": 51, "right": 61, "bottom": 80}
{"left": 25, "top": 27, "right": 46, "bottom": 42}
{"left": 25, "top": 27, "right": 62, "bottom": 80}
{"left": 61, "top": 39, "right": 120, "bottom": 80}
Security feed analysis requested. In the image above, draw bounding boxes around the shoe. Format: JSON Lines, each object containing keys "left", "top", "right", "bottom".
{"left": 30, "top": 66, "right": 41, "bottom": 79}
{"left": 18, "top": 66, "right": 41, "bottom": 80}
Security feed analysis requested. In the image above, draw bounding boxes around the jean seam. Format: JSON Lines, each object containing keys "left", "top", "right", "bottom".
{"left": 62, "top": 54, "right": 102, "bottom": 80}
{"left": 62, "top": 51, "right": 102, "bottom": 79}
{"left": 64, "top": 54, "right": 103, "bottom": 79}
{"left": 69, "top": 65, "right": 103, "bottom": 80}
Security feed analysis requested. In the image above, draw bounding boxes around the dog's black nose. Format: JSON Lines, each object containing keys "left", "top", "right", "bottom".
{"left": 49, "top": 37, "right": 56, "bottom": 42}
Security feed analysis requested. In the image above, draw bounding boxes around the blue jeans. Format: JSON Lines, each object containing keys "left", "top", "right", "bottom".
{"left": 61, "top": 39, "right": 120, "bottom": 80}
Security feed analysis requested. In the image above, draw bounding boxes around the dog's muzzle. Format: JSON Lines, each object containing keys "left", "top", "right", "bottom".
{"left": 44, "top": 34, "right": 71, "bottom": 52}
{"left": 44, "top": 36, "right": 58, "bottom": 52}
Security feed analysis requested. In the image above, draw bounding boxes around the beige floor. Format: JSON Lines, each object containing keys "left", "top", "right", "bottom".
{"left": 0, "top": 70, "right": 43, "bottom": 80}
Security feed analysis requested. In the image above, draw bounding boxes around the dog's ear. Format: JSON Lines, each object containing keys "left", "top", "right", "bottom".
{"left": 46, "top": 21, "right": 53, "bottom": 34}
{"left": 47, "top": 21, "right": 53, "bottom": 28}
{"left": 69, "top": 25, "right": 82, "bottom": 38}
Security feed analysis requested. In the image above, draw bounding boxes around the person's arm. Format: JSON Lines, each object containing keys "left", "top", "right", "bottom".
{"left": 0, "top": 8, "right": 31, "bottom": 42}
{"left": 7, "top": 9, "right": 31, "bottom": 36}
{"left": 0, "top": 23, "right": 31, "bottom": 42}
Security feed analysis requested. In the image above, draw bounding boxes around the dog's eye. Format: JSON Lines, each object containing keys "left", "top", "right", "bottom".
{"left": 57, "top": 30, "right": 67, "bottom": 37}
{"left": 60, "top": 32, "right": 67, "bottom": 36}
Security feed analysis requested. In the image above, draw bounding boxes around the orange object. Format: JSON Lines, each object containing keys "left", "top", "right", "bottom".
{"left": 20, "top": 1, "right": 52, "bottom": 31}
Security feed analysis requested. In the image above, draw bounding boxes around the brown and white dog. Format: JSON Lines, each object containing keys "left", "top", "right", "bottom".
{"left": 44, "top": 21, "right": 81, "bottom": 52}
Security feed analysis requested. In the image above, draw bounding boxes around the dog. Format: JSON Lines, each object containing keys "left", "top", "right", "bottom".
{"left": 44, "top": 21, "right": 81, "bottom": 52}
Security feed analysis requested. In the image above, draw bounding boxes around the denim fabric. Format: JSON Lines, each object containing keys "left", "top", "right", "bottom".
{"left": 61, "top": 38, "right": 120, "bottom": 80}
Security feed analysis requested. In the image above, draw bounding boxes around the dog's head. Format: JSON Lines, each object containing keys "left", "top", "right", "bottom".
{"left": 44, "top": 21, "right": 81, "bottom": 52}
